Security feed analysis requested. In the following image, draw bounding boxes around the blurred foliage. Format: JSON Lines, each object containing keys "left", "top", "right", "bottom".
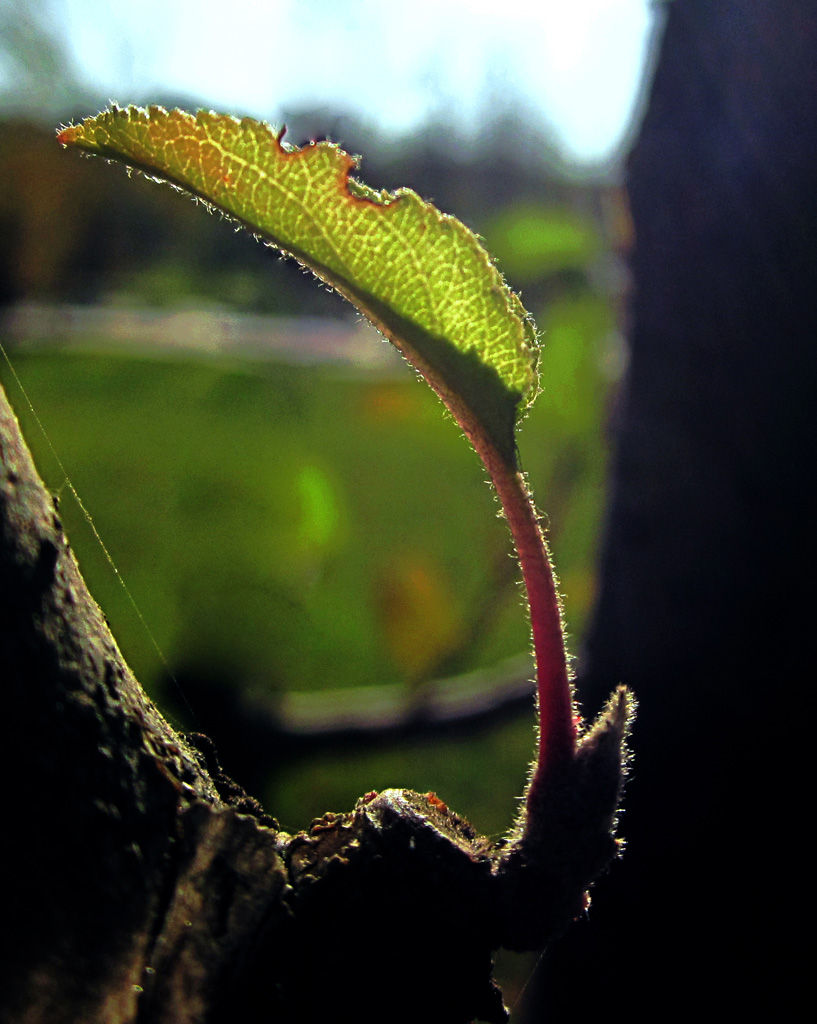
{"left": 483, "top": 203, "right": 602, "bottom": 281}
{"left": 2, "top": 353, "right": 518, "bottom": 694}
{"left": 0, "top": 0, "right": 89, "bottom": 120}
{"left": 1, "top": 290, "right": 616, "bottom": 830}
{"left": 0, "top": 105, "right": 625, "bottom": 842}
{"left": 0, "top": 17, "right": 626, "bottom": 1006}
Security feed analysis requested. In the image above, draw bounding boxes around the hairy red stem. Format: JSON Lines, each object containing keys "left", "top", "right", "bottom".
{"left": 362, "top": 336, "right": 577, "bottom": 797}
{"left": 489, "top": 457, "right": 576, "bottom": 795}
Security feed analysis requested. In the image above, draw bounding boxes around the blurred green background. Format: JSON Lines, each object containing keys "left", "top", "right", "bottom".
{"left": 0, "top": 3, "right": 647, "bottom": 1011}
{"left": 2, "top": 270, "right": 619, "bottom": 838}
{"left": 0, "top": 8, "right": 630, "bottom": 844}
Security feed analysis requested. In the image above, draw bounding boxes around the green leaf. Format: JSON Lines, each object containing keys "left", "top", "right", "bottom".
{"left": 58, "top": 106, "right": 539, "bottom": 467}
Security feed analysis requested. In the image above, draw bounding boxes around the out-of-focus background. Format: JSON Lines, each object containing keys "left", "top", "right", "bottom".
{"left": 0, "top": 0, "right": 656, "bottom": 1009}
{"left": 6, "top": 4, "right": 816, "bottom": 1021}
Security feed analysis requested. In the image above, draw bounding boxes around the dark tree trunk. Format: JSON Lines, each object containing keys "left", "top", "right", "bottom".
{"left": 531, "top": 2, "right": 817, "bottom": 1019}
{"left": 0, "top": 380, "right": 291, "bottom": 1023}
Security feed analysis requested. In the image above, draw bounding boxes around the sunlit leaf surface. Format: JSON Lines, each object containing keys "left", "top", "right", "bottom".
{"left": 59, "top": 106, "right": 539, "bottom": 465}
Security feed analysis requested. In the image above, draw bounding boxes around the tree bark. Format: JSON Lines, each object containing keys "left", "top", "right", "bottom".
{"left": 0, "top": 361, "right": 629, "bottom": 1020}
{"left": 530, "top": 2, "right": 817, "bottom": 1019}
{"left": 0, "top": 379, "right": 289, "bottom": 1023}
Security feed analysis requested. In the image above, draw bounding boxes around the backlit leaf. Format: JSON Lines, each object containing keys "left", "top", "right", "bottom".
{"left": 58, "top": 106, "right": 539, "bottom": 466}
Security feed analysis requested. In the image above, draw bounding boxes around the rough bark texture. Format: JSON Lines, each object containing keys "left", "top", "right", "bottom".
{"left": 531, "top": 2, "right": 816, "bottom": 1019}
{"left": 0, "top": 366, "right": 630, "bottom": 1021}
{"left": 0, "top": 379, "right": 287, "bottom": 1023}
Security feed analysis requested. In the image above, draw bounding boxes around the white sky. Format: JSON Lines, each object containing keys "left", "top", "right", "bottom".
{"left": 46, "top": 0, "right": 656, "bottom": 164}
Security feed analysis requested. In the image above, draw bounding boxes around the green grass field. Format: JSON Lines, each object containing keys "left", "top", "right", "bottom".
{"left": 1, "top": 297, "right": 611, "bottom": 835}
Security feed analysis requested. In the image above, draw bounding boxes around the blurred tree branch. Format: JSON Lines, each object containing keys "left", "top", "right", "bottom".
{"left": 168, "top": 653, "right": 536, "bottom": 795}
{"left": 0, "top": 0, "right": 88, "bottom": 119}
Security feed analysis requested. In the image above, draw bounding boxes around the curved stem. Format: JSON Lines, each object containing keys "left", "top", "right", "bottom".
{"left": 488, "top": 455, "right": 577, "bottom": 799}
{"left": 361, "top": 334, "right": 577, "bottom": 798}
